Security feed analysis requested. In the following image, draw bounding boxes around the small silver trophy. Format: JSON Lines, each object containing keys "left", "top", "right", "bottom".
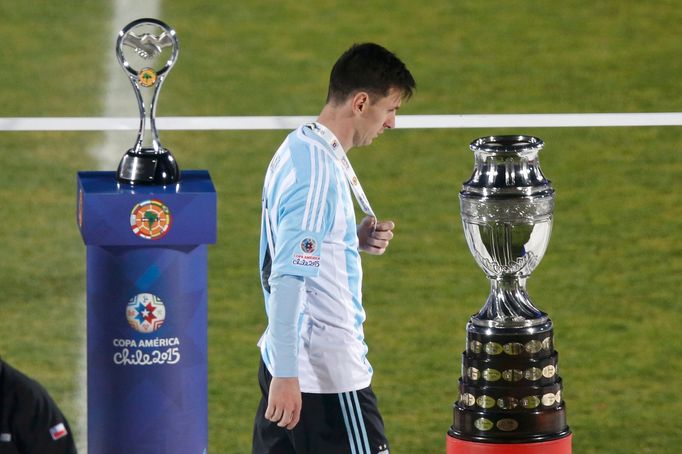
{"left": 115, "top": 18, "right": 180, "bottom": 185}
{"left": 448, "top": 136, "right": 571, "bottom": 448}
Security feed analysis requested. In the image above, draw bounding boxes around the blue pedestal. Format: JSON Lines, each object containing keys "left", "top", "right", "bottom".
{"left": 77, "top": 171, "right": 216, "bottom": 454}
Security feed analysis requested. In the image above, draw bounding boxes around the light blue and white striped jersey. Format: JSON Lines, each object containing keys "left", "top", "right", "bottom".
{"left": 259, "top": 123, "right": 373, "bottom": 393}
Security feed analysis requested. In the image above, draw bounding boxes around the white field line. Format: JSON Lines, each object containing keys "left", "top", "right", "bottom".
{"left": 76, "top": 1, "right": 162, "bottom": 453}
{"left": 2, "top": 113, "right": 682, "bottom": 131}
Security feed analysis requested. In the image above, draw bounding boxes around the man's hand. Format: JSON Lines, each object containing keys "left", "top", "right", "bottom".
{"left": 265, "top": 377, "right": 302, "bottom": 430}
{"left": 358, "top": 216, "right": 395, "bottom": 255}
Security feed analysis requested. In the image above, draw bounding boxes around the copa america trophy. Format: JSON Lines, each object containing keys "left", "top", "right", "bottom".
{"left": 116, "top": 18, "right": 180, "bottom": 185}
{"left": 446, "top": 136, "right": 572, "bottom": 453}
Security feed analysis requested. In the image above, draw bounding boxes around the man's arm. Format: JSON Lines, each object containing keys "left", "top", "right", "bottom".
{"left": 262, "top": 140, "right": 336, "bottom": 430}
{"left": 264, "top": 273, "right": 305, "bottom": 430}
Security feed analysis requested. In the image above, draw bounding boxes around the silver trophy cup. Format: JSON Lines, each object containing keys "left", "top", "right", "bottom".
{"left": 449, "top": 136, "right": 570, "bottom": 444}
{"left": 460, "top": 135, "right": 554, "bottom": 328}
{"left": 115, "top": 18, "right": 180, "bottom": 185}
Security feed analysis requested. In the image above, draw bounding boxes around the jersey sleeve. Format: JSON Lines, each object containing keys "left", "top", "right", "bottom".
{"left": 270, "top": 145, "right": 336, "bottom": 278}
{"left": 265, "top": 273, "right": 306, "bottom": 377}
{"left": 9, "top": 366, "right": 77, "bottom": 453}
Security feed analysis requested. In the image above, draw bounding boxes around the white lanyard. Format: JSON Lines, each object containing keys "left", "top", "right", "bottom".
{"left": 305, "top": 122, "right": 377, "bottom": 220}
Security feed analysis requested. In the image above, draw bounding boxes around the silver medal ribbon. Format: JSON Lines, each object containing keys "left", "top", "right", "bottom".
{"left": 306, "top": 122, "right": 377, "bottom": 220}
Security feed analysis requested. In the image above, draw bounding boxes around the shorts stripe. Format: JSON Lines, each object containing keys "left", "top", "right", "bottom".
{"left": 339, "top": 392, "right": 364, "bottom": 454}
{"left": 351, "top": 390, "right": 372, "bottom": 453}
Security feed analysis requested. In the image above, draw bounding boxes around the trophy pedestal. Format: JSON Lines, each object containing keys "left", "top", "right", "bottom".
{"left": 447, "top": 319, "right": 571, "bottom": 451}
{"left": 446, "top": 433, "right": 572, "bottom": 453}
{"left": 77, "top": 170, "right": 216, "bottom": 454}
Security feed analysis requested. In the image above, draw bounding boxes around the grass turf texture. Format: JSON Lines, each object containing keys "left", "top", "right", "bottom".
{"left": 1, "top": 1, "right": 681, "bottom": 453}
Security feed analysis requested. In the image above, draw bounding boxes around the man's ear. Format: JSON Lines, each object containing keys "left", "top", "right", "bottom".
{"left": 351, "top": 92, "right": 369, "bottom": 114}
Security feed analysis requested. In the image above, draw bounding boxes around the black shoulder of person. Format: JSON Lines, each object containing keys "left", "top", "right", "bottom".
{"left": 0, "top": 358, "right": 78, "bottom": 454}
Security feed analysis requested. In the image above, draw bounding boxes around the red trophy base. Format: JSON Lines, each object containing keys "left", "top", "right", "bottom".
{"left": 447, "top": 434, "right": 572, "bottom": 454}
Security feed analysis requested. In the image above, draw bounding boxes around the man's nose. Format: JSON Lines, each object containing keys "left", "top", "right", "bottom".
{"left": 384, "top": 112, "right": 396, "bottom": 129}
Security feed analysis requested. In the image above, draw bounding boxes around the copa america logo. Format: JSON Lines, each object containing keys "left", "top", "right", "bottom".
{"left": 300, "top": 237, "right": 317, "bottom": 254}
{"left": 126, "top": 293, "right": 166, "bottom": 333}
{"left": 130, "top": 199, "right": 172, "bottom": 240}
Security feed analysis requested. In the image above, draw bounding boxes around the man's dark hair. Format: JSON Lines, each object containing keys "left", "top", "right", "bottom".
{"left": 326, "top": 43, "right": 416, "bottom": 105}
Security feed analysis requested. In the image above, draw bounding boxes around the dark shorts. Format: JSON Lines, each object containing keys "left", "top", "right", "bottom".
{"left": 252, "top": 359, "right": 389, "bottom": 454}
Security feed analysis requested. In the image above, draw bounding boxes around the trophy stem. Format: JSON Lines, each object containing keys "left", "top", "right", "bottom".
{"left": 131, "top": 82, "right": 147, "bottom": 152}
{"left": 473, "top": 277, "right": 547, "bottom": 328}
{"left": 148, "top": 84, "right": 162, "bottom": 152}
{"left": 132, "top": 78, "right": 165, "bottom": 153}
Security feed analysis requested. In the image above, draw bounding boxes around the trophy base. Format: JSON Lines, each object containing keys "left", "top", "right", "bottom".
{"left": 117, "top": 148, "right": 180, "bottom": 185}
{"left": 451, "top": 318, "right": 569, "bottom": 443}
{"left": 446, "top": 431, "right": 572, "bottom": 453}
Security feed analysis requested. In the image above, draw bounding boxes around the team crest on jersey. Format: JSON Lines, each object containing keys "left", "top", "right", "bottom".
{"left": 300, "top": 237, "right": 317, "bottom": 254}
{"left": 130, "top": 199, "right": 172, "bottom": 240}
{"left": 126, "top": 293, "right": 166, "bottom": 333}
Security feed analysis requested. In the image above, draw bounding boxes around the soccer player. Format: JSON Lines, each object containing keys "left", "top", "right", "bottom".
{"left": 253, "top": 43, "right": 416, "bottom": 454}
{"left": 0, "top": 357, "right": 77, "bottom": 453}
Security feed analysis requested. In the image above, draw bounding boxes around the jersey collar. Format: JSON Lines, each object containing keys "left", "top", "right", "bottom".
{"left": 304, "top": 122, "right": 345, "bottom": 159}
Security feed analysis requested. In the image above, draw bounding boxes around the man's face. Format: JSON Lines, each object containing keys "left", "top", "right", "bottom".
{"left": 353, "top": 87, "right": 402, "bottom": 148}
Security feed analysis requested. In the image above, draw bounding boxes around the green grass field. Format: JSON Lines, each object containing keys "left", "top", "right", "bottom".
{"left": 1, "top": 1, "right": 681, "bottom": 453}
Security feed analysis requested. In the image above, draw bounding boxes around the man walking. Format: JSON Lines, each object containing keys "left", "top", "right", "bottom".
{"left": 253, "top": 43, "right": 416, "bottom": 454}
